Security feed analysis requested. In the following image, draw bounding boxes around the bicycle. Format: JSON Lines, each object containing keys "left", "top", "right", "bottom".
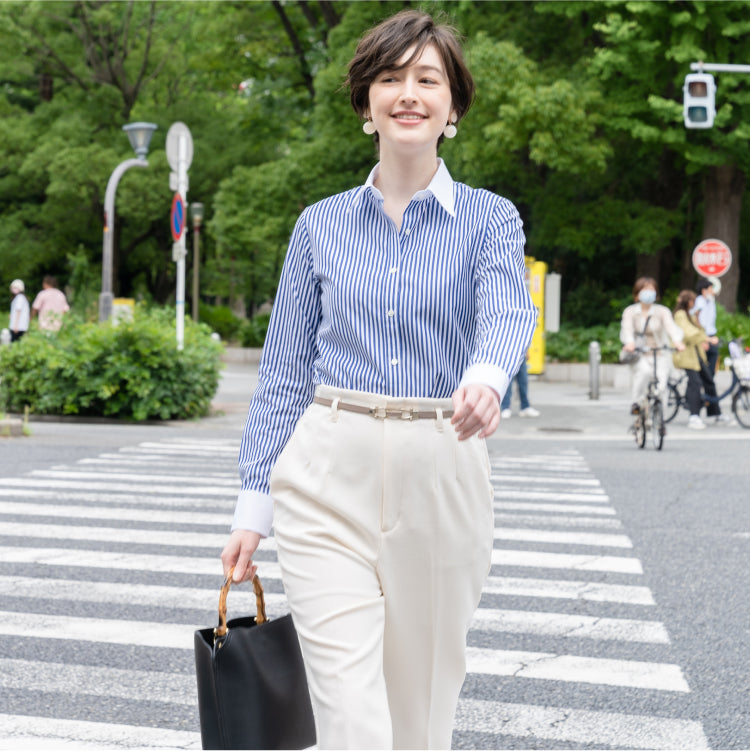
{"left": 665, "top": 338, "right": 750, "bottom": 428}
{"left": 631, "top": 346, "right": 670, "bottom": 450}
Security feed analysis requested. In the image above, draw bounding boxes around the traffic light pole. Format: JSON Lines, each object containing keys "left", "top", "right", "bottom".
{"left": 690, "top": 62, "right": 750, "bottom": 74}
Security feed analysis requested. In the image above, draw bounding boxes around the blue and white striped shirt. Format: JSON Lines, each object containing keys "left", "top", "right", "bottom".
{"left": 234, "top": 160, "right": 536, "bottom": 535}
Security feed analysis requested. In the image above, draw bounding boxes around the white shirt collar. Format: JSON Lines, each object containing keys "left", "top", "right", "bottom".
{"left": 357, "top": 158, "right": 456, "bottom": 218}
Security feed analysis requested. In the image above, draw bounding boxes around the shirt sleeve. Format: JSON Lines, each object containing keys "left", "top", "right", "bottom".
{"left": 459, "top": 198, "right": 537, "bottom": 400}
{"left": 232, "top": 210, "right": 320, "bottom": 536}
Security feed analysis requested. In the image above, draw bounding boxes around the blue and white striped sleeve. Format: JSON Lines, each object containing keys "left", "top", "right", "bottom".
{"left": 232, "top": 210, "right": 320, "bottom": 537}
{"left": 460, "top": 197, "right": 537, "bottom": 399}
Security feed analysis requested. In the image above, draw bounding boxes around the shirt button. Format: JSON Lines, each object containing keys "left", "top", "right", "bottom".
{"left": 387, "top": 310, "right": 395, "bottom": 318}
{"left": 403, "top": 228, "right": 411, "bottom": 235}
{"left": 390, "top": 358, "right": 399, "bottom": 366}
{"left": 389, "top": 267, "right": 398, "bottom": 275}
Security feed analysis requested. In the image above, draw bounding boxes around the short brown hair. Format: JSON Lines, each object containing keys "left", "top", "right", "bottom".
{"left": 674, "top": 290, "right": 696, "bottom": 317}
{"left": 347, "top": 10, "right": 474, "bottom": 142}
{"left": 632, "top": 277, "right": 658, "bottom": 301}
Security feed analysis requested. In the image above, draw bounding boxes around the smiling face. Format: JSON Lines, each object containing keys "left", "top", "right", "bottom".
{"left": 366, "top": 44, "right": 455, "bottom": 156}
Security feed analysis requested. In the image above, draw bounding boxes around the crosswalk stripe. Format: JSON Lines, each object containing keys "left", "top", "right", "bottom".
{"left": 0, "top": 478, "right": 235, "bottom": 496}
{"left": 491, "top": 474, "right": 602, "bottom": 486}
{"left": 484, "top": 575, "right": 655, "bottom": 605}
{"left": 0, "top": 546, "right": 283, "bottom": 579}
{"left": 30, "top": 470, "right": 239, "bottom": 486}
{"left": 0, "top": 488, "right": 235, "bottom": 509}
{"left": 0, "top": 658, "right": 195, "bottom": 705}
{"left": 0, "top": 575, "right": 289, "bottom": 616}
{"left": 494, "top": 528, "right": 632, "bottom": 548}
{"left": 471, "top": 607, "right": 669, "bottom": 643}
{"left": 495, "top": 501, "right": 616, "bottom": 515}
{"left": 0, "top": 609, "right": 195, "bottom": 649}
{"left": 454, "top": 698, "right": 709, "bottom": 749}
{"left": 0, "top": 521, "right": 230, "bottom": 548}
{"left": 492, "top": 548, "right": 643, "bottom": 574}
{"left": 0, "top": 501, "right": 230, "bottom": 526}
{"left": 79, "top": 454, "right": 236, "bottom": 466}
{"left": 466, "top": 647, "right": 690, "bottom": 692}
{"left": 494, "top": 513, "right": 623, "bottom": 528}
{"left": 493, "top": 490, "right": 609, "bottom": 502}
{"left": 0, "top": 715, "right": 200, "bottom": 749}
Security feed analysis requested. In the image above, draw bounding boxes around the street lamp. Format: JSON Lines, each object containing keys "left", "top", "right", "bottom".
{"left": 99, "top": 122, "right": 158, "bottom": 321}
{"left": 191, "top": 202, "right": 204, "bottom": 322}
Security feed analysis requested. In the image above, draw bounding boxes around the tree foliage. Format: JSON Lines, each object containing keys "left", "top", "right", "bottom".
{"left": 1, "top": 0, "right": 750, "bottom": 327}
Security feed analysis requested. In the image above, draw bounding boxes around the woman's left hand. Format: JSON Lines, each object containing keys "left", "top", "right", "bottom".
{"left": 451, "top": 383, "right": 501, "bottom": 441}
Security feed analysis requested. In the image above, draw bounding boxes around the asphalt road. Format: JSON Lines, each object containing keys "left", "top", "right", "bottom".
{"left": 1, "top": 364, "right": 748, "bottom": 749}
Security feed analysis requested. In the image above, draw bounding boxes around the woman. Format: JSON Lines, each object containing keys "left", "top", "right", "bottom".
{"left": 9, "top": 279, "right": 29, "bottom": 342}
{"left": 673, "top": 289, "right": 721, "bottom": 429}
{"left": 620, "top": 277, "right": 684, "bottom": 415}
{"left": 221, "top": 10, "right": 536, "bottom": 749}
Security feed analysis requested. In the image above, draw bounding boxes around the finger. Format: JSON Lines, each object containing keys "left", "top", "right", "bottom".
{"left": 478, "top": 410, "right": 500, "bottom": 439}
{"left": 220, "top": 535, "right": 242, "bottom": 578}
{"left": 233, "top": 546, "right": 255, "bottom": 582}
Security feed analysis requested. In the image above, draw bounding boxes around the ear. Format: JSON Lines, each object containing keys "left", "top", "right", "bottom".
{"left": 450, "top": 110, "right": 458, "bottom": 124}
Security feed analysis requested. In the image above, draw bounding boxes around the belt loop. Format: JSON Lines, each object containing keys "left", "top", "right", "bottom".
{"left": 330, "top": 396, "right": 340, "bottom": 422}
{"left": 435, "top": 407, "right": 444, "bottom": 432}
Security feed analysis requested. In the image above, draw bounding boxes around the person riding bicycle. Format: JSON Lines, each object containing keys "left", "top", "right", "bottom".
{"left": 673, "top": 289, "right": 720, "bottom": 430}
{"left": 620, "top": 277, "right": 684, "bottom": 416}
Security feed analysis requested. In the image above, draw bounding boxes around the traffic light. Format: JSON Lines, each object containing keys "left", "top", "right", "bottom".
{"left": 683, "top": 73, "right": 716, "bottom": 129}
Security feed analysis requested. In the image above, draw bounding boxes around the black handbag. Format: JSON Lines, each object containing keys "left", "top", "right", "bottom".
{"left": 194, "top": 571, "right": 316, "bottom": 750}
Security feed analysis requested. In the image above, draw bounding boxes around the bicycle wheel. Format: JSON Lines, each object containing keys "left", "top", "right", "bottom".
{"left": 664, "top": 381, "right": 684, "bottom": 424}
{"left": 651, "top": 399, "right": 665, "bottom": 450}
{"left": 732, "top": 385, "right": 750, "bottom": 428}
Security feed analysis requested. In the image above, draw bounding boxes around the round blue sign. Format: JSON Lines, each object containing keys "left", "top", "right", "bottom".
{"left": 171, "top": 193, "right": 185, "bottom": 241}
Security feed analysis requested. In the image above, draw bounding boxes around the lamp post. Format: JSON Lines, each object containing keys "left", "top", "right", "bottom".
{"left": 99, "top": 122, "right": 158, "bottom": 321}
{"left": 191, "top": 202, "right": 204, "bottom": 322}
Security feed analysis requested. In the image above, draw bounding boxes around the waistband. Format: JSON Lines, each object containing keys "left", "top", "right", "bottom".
{"left": 313, "top": 385, "right": 454, "bottom": 420}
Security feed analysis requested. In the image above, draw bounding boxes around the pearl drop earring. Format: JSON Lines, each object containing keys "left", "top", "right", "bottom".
{"left": 362, "top": 119, "right": 376, "bottom": 135}
{"left": 443, "top": 120, "right": 457, "bottom": 139}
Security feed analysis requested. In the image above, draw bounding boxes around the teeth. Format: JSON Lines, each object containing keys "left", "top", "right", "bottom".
{"left": 395, "top": 114, "right": 423, "bottom": 120}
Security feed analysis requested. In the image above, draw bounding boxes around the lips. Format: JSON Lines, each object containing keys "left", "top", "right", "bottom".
{"left": 391, "top": 111, "right": 427, "bottom": 120}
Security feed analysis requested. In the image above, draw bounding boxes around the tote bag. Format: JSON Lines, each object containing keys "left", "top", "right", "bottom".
{"left": 194, "top": 571, "right": 316, "bottom": 750}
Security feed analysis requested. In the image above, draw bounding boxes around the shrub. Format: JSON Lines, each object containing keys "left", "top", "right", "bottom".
{"left": 546, "top": 322, "right": 623, "bottom": 363}
{"left": 0, "top": 308, "right": 223, "bottom": 420}
{"left": 239, "top": 313, "right": 272, "bottom": 348}
{"left": 199, "top": 303, "right": 244, "bottom": 342}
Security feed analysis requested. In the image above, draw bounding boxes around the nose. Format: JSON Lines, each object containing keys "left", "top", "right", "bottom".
{"left": 399, "top": 75, "right": 418, "bottom": 103}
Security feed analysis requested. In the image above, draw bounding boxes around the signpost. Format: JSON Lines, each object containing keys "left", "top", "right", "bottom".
{"left": 166, "top": 122, "right": 193, "bottom": 350}
{"left": 692, "top": 238, "right": 732, "bottom": 278}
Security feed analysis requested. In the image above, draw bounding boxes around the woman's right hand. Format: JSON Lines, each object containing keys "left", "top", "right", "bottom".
{"left": 221, "top": 529, "right": 262, "bottom": 583}
{"left": 622, "top": 342, "right": 636, "bottom": 352}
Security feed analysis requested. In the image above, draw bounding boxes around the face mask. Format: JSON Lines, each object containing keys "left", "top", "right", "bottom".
{"left": 639, "top": 289, "right": 657, "bottom": 305}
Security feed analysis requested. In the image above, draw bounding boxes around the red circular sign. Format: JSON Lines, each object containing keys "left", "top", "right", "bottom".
{"left": 692, "top": 238, "right": 732, "bottom": 278}
{"left": 170, "top": 193, "right": 185, "bottom": 242}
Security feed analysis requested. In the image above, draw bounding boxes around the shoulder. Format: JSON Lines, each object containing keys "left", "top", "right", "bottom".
{"left": 454, "top": 181, "right": 519, "bottom": 220}
{"left": 654, "top": 304, "right": 673, "bottom": 318}
{"left": 302, "top": 186, "right": 362, "bottom": 223}
{"left": 674, "top": 309, "right": 687, "bottom": 322}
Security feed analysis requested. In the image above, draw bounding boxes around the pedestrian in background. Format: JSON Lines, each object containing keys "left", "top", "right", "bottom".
{"left": 31, "top": 275, "right": 69, "bottom": 332}
{"left": 9, "top": 279, "right": 30, "bottom": 342}
{"left": 500, "top": 355, "right": 540, "bottom": 418}
{"left": 620, "top": 276, "right": 684, "bottom": 416}
{"left": 220, "top": 10, "right": 536, "bottom": 749}
{"left": 691, "top": 278, "right": 719, "bottom": 375}
{"left": 673, "top": 290, "right": 718, "bottom": 430}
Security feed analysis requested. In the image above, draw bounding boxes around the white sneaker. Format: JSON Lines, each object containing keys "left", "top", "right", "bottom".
{"left": 687, "top": 415, "right": 706, "bottom": 430}
{"left": 713, "top": 414, "right": 737, "bottom": 426}
{"left": 519, "top": 407, "right": 540, "bottom": 418}
{"left": 501, "top": 409, "right": 512, "bottom": 419}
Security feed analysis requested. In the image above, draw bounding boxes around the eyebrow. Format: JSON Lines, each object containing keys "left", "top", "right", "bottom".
{"left": 383, "top": 63, "right": 445, "bottom": 76}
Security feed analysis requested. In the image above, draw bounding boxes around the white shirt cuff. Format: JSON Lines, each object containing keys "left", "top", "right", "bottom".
{"left": 460, "top": 363, "right": 511, "bottom": 402}
{"left": 232, "top": 489, "right": 273, "bottom": 538}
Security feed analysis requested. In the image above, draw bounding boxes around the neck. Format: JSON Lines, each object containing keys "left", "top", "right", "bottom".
{"left": 640, "top": 303, "right": 652, "bottom": 313}
{"left": 374, "top": 147, "right": 439, "bottom": 203}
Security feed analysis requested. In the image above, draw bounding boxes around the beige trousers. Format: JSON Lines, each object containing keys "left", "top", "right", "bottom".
{"left": 270, "top": 385, "right": 494, "bottom": 750}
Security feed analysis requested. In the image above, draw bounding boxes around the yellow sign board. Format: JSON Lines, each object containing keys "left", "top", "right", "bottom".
{"left": 524, "top": 257, "right": 547, "bottom": 375}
